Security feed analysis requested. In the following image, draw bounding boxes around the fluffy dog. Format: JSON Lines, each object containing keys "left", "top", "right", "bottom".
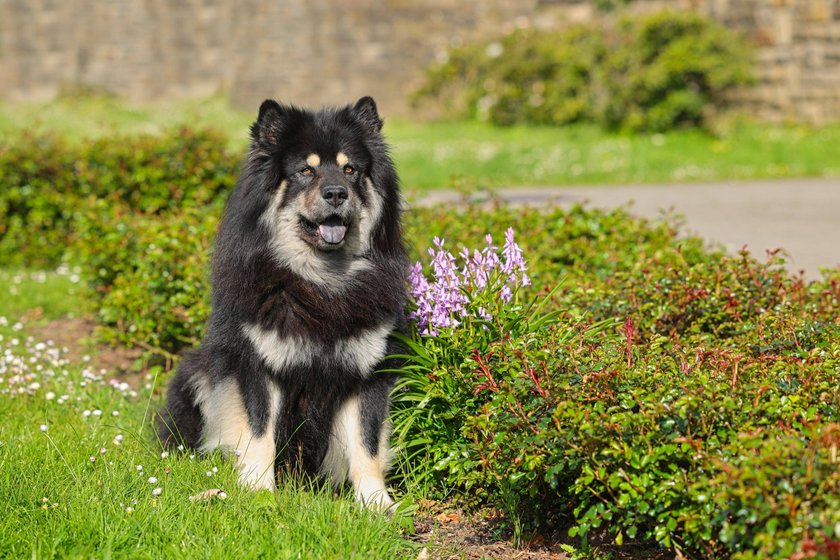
{"left": 158, "top": 97, "right": 406, "bottom": 510}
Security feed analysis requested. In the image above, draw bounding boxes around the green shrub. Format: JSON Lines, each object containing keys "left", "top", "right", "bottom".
{"left": 0, "top": 128, "right": 238, "bottom": 267}
{"left": 415, "top": 26, "right": 605, "bottom": 126}
{"left": 599, "top": 11, "right": 756, "bottom": 131}
{"left": 565, "top": 248, "right": 813, "bottom": 342}
{"left": 415, "top": 10, "right": 754, "bottom": 131}
{"left": 76, "top": 205, "right": 220, "bottom": 354}
{"left": 395, "top": 222, "right": 839, "bottom": 558}
{"left": 404, "top": 202, "right": 695, "bottom": 286}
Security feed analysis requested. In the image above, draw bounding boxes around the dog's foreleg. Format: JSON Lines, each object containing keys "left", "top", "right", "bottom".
{"left": 199, "top": 378, "right": 280, "bottom": 491}
{"left": 322, "top": 394, "right": 394, "bottom": 511}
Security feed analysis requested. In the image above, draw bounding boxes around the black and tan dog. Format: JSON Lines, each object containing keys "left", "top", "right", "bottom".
{"left": 158, "top": 97, "right": 406, "bottom": 510}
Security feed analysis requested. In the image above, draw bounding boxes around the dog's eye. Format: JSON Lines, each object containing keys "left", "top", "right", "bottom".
{"left": 343, "top": 165, "right": 355, "bottom": 174}
{"left": 300, "top": 167, "right": 313, "bottom": 176}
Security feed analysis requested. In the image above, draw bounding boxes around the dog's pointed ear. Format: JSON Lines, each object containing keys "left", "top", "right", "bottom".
{"left": 353, "top": 96, "right": 383, "bottom": 134}
{"left": 251, "top": 100, "right": 286, "bottom": 146}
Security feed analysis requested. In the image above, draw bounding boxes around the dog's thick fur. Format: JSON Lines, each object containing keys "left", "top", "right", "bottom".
{"left": 158, "top": 97, "right": 407, "bottom": 509}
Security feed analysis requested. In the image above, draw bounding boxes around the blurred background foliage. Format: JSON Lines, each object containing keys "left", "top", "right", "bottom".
{"left": 414, "top": 10, "right": 754, "bottom": 132}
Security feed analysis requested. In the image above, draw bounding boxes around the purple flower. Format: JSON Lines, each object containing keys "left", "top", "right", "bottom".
{"left": 408, "top": 229, "right": 530, "bottom": 335}
{"left": 408, "top": 262, "right": 432, "bottom": 331}
{"left": 500, "top": 284, "right": 513, "bottom": 303}
{"left": 483, "top": 235, "right": 501, "bottom": 271}
{"left": 502, "top": 227, "right": 527, "bottom": 276}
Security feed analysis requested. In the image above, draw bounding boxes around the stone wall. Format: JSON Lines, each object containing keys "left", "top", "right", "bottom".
{"left": 1, "top": 0, "right": 838, "bottom": 121}
{"left": 0, "top": 0, "right": 534, "bottom": 116}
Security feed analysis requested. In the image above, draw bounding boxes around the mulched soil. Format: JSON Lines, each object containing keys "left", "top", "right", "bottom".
{"left": 27, "top": 315, "right": 143, "bottom": 382}
{"left": 413, "top": 502, "right": 678, "bottom": 560}
{"left": 414, "top": 506, "right": 570, "bottom": 559}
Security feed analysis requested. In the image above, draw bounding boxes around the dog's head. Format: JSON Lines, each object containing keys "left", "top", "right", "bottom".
{"left": 243, "top": 97, "right": 398, "bottom": 287}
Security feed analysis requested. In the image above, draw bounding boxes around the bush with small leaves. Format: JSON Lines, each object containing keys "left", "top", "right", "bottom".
{"left": 415, "top": 10, "right": 754, "bottom": 132}
{"left": 394, "top": 205, "right": 839, "bottom": 559}
{"left": 0, "top": 128, "right": 238, "bottom": 267}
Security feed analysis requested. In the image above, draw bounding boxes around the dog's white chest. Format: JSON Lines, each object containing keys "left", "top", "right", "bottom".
{"left": 243, "top": 322, "right": 393, "bottom": 374}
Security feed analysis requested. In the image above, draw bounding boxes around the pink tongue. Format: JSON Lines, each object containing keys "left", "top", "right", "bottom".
{"left": 318, "top": 223, "right": 347, "bottom": 244}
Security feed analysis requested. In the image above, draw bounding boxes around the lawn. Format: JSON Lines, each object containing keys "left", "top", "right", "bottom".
{"left": 1, "top": 94, "right": 838, "bottom": 191}
{"left": 0, "top": 272, "right": 419, "bottom": 560}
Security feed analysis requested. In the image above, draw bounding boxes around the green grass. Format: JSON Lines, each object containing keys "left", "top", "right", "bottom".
{"left": 0, "top": 93, "right": 249, "bottom": 148}
{"left": 0, "top": 264, "right": 421, "bottom": 557}
{"left": 0, "top": 268, "right": 84, "bottom": 322}
{"left": 390, "top": 119, "right": 840, "bottom": 190}
{"left": 0, "top": 317, "right": 417, "bottom": 559}
{"left": 1, "top": 94, "right": 838, "bottom": 191}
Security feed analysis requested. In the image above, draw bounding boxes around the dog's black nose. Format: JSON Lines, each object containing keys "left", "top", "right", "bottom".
{"left": 321, "top": 185, "right": 348, "bottom": 207}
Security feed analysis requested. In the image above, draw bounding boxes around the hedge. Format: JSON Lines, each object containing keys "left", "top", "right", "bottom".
{"left": 414, "top": 10, "right": 754, "bottom": 131}
{"left": 0, "top": 129, "right": 238, "bottom": 268}
{"left": 394, "top": 225, "right": 839, "bottom": 557}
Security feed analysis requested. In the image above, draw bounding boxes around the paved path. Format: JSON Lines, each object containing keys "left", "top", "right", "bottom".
{"left": 417, "top": 178, "right": 840, "bottom": 280}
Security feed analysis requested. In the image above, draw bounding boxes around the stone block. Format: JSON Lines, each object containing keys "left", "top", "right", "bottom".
{"left": 805, "top": 0, "right": 831, "bottom": 22}
{"left": 773, "top": 10, "right": 794, "bottom": 44}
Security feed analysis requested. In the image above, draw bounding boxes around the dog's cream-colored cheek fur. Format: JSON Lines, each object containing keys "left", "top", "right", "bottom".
{"left": 260, "top": 187, "right": 371, "bottom": 291}
{"left": 320, "top": 396, "right": 394, "bottom": 511}
{"left": 199, "top": 378, "right": 281, "bottom": 491}
{"left": 358, "top": 178, "right": 384, "bottom": 255}
{"left": 261, "top": 187, "right": 309, "bottom": 267}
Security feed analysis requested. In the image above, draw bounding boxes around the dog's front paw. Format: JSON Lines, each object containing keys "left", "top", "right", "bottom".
{"left": 237, "top": 457, "right": 276, "bottom": 492}
{"left": 355, "top": 477, "right": 395, "bottom": 513}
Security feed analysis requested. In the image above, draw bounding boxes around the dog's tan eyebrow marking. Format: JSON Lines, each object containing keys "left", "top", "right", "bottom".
{"left": 336, "top": 152, "right": 349, "bottom": 167}
{"left": 306, "top": 153, "right": 321, "bottom": 168}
